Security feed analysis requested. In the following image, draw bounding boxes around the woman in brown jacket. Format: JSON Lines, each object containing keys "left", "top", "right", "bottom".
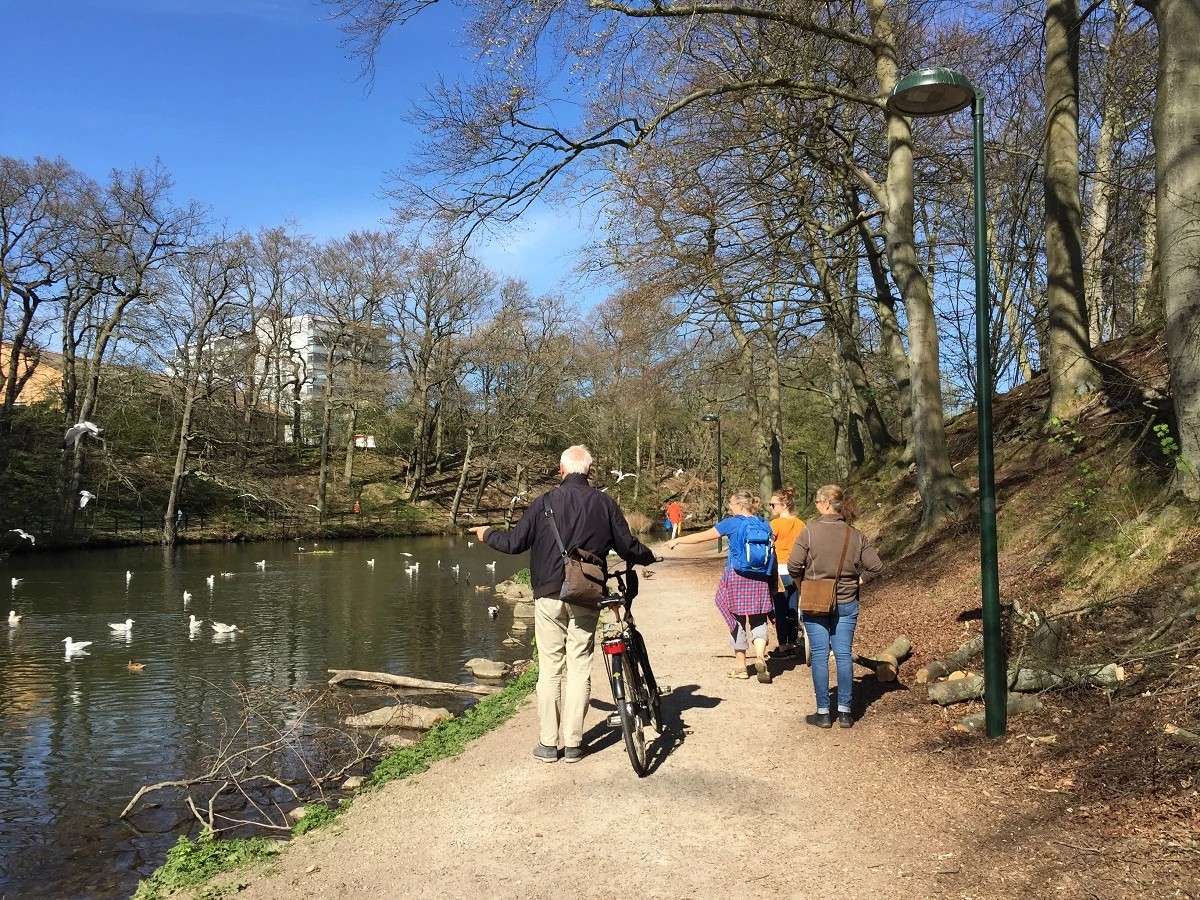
{"left": 787, "top": 485, "right": 883, "bottom": 729}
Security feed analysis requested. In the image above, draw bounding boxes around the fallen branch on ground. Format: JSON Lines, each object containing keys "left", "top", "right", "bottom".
{"left": 1164, "top": 724, "right": 1200, "bottom": 749}
{"left": 327, "top": 669, "right": 498, "bottom": 695}
{"left": 917, "top": 634, "right": 983, "bottom": 684}
{"left": 852, "top": 636, "right": 912, "bottom": 682}
{"left": 956, "top": 694, "right": 1043, "bottom": 732}
{"left": 928, "top": 663, "right": 1125, "bottom": 706}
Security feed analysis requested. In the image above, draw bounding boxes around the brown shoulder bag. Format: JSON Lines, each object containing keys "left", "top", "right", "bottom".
{"left": 798, "top": 525, "right": 852, "bottom": 616}
{"left": 545, "top": 501, "right": 607, "bottom": 609}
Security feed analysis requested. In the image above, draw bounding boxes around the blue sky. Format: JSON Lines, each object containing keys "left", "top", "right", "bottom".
{"left": 3, "top": 0, "right": 605, "bottom": 301}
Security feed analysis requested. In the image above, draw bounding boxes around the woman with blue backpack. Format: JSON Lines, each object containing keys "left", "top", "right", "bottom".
{"left": 665, "top": 489, "right": 777, "bottom": 684}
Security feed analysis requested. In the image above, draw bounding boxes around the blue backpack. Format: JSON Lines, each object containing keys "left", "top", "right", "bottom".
{"left": 730, "top": 516, "right": 776, "bottom": 580}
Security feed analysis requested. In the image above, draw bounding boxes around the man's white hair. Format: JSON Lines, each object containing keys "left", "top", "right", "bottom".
{"left": 560, "top": 445, "right": 594, "bottom": 475}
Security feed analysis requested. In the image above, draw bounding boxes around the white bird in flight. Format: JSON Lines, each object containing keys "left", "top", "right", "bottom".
{"left": 8, "top": 610, "right": 22, "bottom": 626}
{"left": 211, "top": 622, "right": 242, "bottom": 633}
{"left": 63, "top": 421, "right": 101, "bottom": 448}
{"left": 63, "top": 637, "right": 92, "bottom": 655}
{"left": 509, "top": 490, "right": 528, "bottom": 508}
{"left": 9, "top": 528, "right": 35, "bottom": 544}
{"left": 611, "top": 470, "right": 637, "bottom": 482}
{"left": 11, "top": 578, "right": 22, "bottom": 589}
{"left": 79, "top": 491, "right": 96, "bottom": 509}
{"left": 108, "top": 618, "right": 134, "bottom": 634}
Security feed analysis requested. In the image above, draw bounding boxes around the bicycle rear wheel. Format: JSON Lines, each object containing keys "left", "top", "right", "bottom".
{"left": 617, "top": 652, "right": 649, "bottom": 776}
{"left": 630, "top": 629, "right": 663, "bottom": 734}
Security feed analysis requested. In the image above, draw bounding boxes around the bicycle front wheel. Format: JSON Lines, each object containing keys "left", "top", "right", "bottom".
{"left": 617, "top": 652, "right": 649, "bottom": 776}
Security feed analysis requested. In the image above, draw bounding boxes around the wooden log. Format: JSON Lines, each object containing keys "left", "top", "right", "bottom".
{"left": 957, "top": 694, "right": 1043, "bottom": 733}
{"left": 1008, "top": 663, "right": 1125, "bottom": 692}
{"left": 928, "top": 674, "right": 985, "bottom": 705}
{"left": 1164, "top": 724, "right": 1200, "bottom": 749}
{"left": 852, "top": 636, "right": 912, "bottom": 682}
{"left": 327, "top": 669, "right": 499, "bottom": 695}
{"left": 918, "top": 634, "right": 984, "bottom": 684}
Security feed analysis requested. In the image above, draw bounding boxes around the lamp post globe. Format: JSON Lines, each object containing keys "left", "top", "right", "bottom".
{"left": 886, "top": 67, "right": 1006, "bottom": 738}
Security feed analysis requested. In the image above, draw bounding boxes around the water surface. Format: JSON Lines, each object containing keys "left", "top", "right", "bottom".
{"left": 0, "top": 537, "right": 525, "bottom": 899}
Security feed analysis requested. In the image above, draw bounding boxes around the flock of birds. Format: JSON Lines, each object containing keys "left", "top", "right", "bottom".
{"left": 9, "top": 542, "right": 507, "bottom": 663}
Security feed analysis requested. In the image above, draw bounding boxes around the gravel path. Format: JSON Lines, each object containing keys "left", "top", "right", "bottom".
{"left": 215, "top": 544, "right": 974, "bottom": 899}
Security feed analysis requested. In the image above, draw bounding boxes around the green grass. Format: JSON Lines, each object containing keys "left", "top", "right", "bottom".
{"left": 131, "top": 665, "right": 538, "bottom": 898}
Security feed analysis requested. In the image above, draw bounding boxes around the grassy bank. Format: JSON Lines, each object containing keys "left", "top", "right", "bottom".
{"left": 131, "top": 667, "right": 539, "bottom": 900}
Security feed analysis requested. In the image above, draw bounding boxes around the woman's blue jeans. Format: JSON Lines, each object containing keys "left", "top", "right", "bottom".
{"left": 801, "top": 600, "right": 859, "bottom": 713}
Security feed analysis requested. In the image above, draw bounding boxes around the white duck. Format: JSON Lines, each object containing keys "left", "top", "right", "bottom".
{"left": 211, "top": 622, "right": 242, "bottom": 633}
{"left": 8, "top": 610, "right": 22, "bottom": 626}
{"left": 183, "top": 591, "right": 192, "bottom": 604}
{"left": 188, "top": 615, "right": 203, "bottom": 632}
{"left": 255, "top": 560, "right": 266, "bottom": 569}
{"left": 62, "top": 637, "right": 93, "bottom": 654}
{"left": 206, "top": 575, "right": 215, "bottom": 588}
{"left": 11, "top": 577, "right": 22, "bottom": 589}
{"left": 108, "top": 618, "right": 134, "bottom": 634}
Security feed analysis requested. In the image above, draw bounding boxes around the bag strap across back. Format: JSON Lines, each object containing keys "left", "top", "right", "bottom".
{"left": 828, "top": 524, "right": 853, "bottom": 582}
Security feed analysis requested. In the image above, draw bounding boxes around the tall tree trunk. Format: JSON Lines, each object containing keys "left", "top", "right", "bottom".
{"left": 317, "top": 393, "right": 334, "bottom": 518}
{"left": 343, "top": 403, "right": 358, "bottom": 488}
{"left": 1083, "top": 1, "right": 1130, "bottom": 346}
{"left": 448, "top": 427, "right": 475, "bottom": 526}
{"left": 163, "top": 380, "right": 199, "bottom": 545}
{"left": 868, "top": 0, "right": 971, "bottom": 526}
{"left": 1045, "top": 0, "right": 1103, "bottom": 414}
{"left": 1138, "top": 0, "right": 1200, "bottom": 498}
{"left": 1133, "top": 199, "right": 1158, "bottom": 323}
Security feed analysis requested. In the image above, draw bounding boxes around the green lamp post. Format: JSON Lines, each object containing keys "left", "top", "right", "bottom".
{"left": 700, "top": 414, "right": 724, "bottom": 551}
{"left": 886, "top": 67, "right": 1006, "bottom": 738}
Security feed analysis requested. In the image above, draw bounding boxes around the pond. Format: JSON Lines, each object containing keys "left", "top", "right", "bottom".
{"left": 0, "top": 537, "right": 528, "bottom": 899}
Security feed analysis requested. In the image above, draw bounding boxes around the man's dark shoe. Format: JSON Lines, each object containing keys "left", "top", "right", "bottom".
{"left": 805, "top": 712, "right": 833, "bottom": 729}
{"left": 533, "top": 742, "right": 559, "bottom": 762}
{"left": 563, "top": 745, "right": 585, "bottom": 763}
{"left": 838, "top": 712, "right": 854, "bottom": 729}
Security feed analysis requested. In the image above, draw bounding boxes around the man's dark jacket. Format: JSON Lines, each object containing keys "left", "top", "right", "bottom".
{"left": 482, "top": 473, "right": 656, "bottom": 599}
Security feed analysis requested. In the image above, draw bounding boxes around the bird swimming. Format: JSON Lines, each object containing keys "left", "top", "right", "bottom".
{"left": 211, "top": 622, "right": 242, "bottom": 633}
{"left": 109, "top": 618, "right": 134, "bottom": 633}
{"left": 127, "top": 660, "right": 145, "bottom": 671}
{"left": 488, "top": 606, "right": 499, "bottom": 619}
{"left": 8, "top": 610, "right": 22, "bottom": 626}
{"left": 126, "top": 570, "right": 132, "bottom": 584}
{"left": 486, "top": 561, "right": 497, "bottom": 571}
{"left": 188, "top": 615, "right": 202, "bottom": 631}
{"left": 255, "top": 560, "right": 266, "bottom": 569}
{"left": 467, "top": 541, "right": 474, "bottom": 548}
{"left": 206, "top": 575, "right": 215, "bottom": 587}
{"left": 11, "top": 577, "right": 21, "bottom": 589}
{"left": 366, "top": 559, "right": 375, "bottom": 567}
{"left": 62, "top": 637, "right": 92, "bottom": 654}
{"left": 183, "top": 591, "right": 192, "bottom": 603}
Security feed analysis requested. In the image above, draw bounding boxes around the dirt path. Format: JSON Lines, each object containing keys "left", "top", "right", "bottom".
{"left": 211, "top": 546, "right": 1001, "bottom": 899}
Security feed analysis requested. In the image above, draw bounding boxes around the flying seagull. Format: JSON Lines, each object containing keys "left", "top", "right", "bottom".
{"left": 79, "top": 491, "right": 96, "bottom": 509}
{"left": 9, "top": 529, "right": 35, "bottom": 545}
{"left": 611, "top": 470, "right": 637, "bottom": 482}
{"left": 63, "top": 421, "right": 101, "bottom": 448}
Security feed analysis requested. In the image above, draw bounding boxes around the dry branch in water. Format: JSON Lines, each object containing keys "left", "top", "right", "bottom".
{"left": 327, "top": 668, "right": 499, "bottom": 695}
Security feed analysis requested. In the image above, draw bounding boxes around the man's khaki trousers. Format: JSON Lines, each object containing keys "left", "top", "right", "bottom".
{"left": 533, "top": 596, "right": 601, "bottom": 749}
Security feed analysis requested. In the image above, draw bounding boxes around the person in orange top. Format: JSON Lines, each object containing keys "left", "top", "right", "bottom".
{"left": 769, "top": 487, "right": 805, "bottom": 659}
{"left": 665, "top": 500, "right": 683, "bottom": 539}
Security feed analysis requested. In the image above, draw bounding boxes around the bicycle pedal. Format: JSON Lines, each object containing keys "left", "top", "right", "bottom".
{"left": 657, "top": 685, "right": 671, "bottom": 696}
{"left": 606, "top": 713, "right": 622, "bottom": 727}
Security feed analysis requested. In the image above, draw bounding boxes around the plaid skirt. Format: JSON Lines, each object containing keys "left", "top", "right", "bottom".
{"left": 714, "top": 567, "right": 774, "bottom": 633}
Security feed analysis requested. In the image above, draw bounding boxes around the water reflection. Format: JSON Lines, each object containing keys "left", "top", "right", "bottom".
{"left": 0, "top": 536, "right": 525, "bottom": 899}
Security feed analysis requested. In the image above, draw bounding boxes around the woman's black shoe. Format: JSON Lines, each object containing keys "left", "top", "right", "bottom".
{"left": 805, "top": 712, "right": 833, "bottom": 729}
{"left": 838, "top": 712, "right": 854, "bottom": 729}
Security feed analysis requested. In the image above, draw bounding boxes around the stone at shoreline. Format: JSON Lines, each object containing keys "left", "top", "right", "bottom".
{"left": 286, "top": 806, "right": 306, "bottom": 823}
{"left": 494, "top": 580, "right": 533, "bottom": 602}
{"left": 465, "top": 658, "right": 511, "bottom": 680}
{"left": 380, "top": 734, "right": 417, "bottom": 750}
{"left": 342, "top": 776, "right": 365, "bottom": 790}
{"left": 513, "top": 602, "right": 536, "bottom": 619}
{"left": 342, "top": 703, "right": 452, "bottom": 730}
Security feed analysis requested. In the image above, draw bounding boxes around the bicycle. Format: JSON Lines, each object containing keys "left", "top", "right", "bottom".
{"left": 598, "top": 562, "right": 664, "bottom": 777}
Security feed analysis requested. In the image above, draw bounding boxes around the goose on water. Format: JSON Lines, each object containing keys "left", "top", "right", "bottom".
{"left": 109, "top": 618, "right": 134, "bottom": 634}
{"left": 62, "top": 637, "right": 92, "bottom": 654}
{"left": 211, "top": 622, "right": 243, "bottom": 633}
{"left": 8, "top": 610, "right": 22, "bottom": 626}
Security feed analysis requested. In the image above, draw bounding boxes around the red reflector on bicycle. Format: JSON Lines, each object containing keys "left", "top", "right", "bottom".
{"left": 602, "top": 640, "right": 625, "bottom": 655}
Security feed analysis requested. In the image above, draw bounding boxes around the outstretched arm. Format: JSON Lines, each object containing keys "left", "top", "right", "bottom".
{"left": 665, "top": 527, "right": 720, "bottom": 551}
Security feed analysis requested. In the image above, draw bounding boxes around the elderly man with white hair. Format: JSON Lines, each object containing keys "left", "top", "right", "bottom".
{"left": 469, "top": 445, "right": 656, "bottom": 763}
